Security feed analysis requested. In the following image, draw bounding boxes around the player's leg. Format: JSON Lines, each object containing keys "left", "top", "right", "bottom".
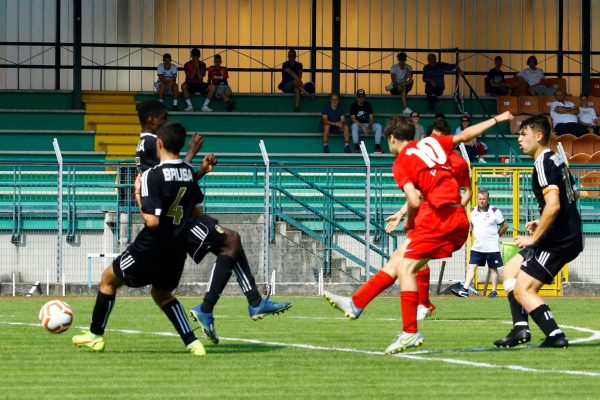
{"left": 385, "top": 255, "right": 429, "bottom": 354}
{"left": 323, "top": 240, "right": 405, "bottom": 319}
{"left": 493, "top": 252, "right": 531, "bottom": 347}
{"left": 416, "top": 264, "right": 436, "bottom": 320}
{"left": 489, "top": 268, "right": 499, "bottom": 296}
{"left": 72, "top": 258, "right": 125, "bottom": 352}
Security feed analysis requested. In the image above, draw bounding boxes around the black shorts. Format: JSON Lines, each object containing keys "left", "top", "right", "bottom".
{"left": 184, "top": 82, "right": 209, "bottom": 94}
{"left": 469, "top": 250, "right": 503, "bottom": 269}
{"left": 390, "top": 83, "right": 413, "bottom": 95}
{"left": 187, "top": 214, "right": 228, "bottom": 263}
{"left": 112, "top": 244, "right": 187, "bottom": 292}
{"left": 280, "top": 80, "right": 296, "bottom": 93}
{"left": 519, "top": 247, "right": 580, "bottom": 285}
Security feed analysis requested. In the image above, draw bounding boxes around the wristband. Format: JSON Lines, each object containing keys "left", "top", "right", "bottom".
{"left": 493, "top": 117, "right": 498, "bottom": 125}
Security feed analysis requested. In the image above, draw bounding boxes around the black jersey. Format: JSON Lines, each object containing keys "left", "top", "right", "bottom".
{"left": 130, "top": 159, "right": 203, "bottom": 256}
{"left": 135, "top": 132, "right": 159, "bottom": 173}
{"left": 531, "top": 149, "right": 583, "bottom": 252}
{"left": 350, "top": 101, "right": 374, "bottom": 124}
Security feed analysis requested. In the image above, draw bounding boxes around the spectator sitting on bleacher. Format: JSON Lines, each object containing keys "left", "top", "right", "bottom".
{"left": 350, "top": 89, "right": 383, "bottom": 154}
{"left": 410, "top": 111, "right": 425, "bottom": 140}
{"left": 487, "top": 56, "right": 512, "bottom": 96}
{"left": 388, "top": 52, "right": 414, "bottom": 114}
{"left": 422, "top": 53, "right": 458, "bottom": 112}
{"left": 279, "top": 49, "right": 312, "bottom": 112}
{"left": 155, "top": 53, "right": 180, "bottom": 111}
{"left": 205, "top": 54, "right": 236, "bottom": 112}
{"left": 578, "top": 95, "right": 600, "bottom": 135}
{"left": 181, "top": 48, "right": 210, "bottom": 112}
{"left": 517, "top": 56, "right": 556, "bottom": 96}
{"left": 426, "top": 113, "right": 446, "bottom": 137}
{"left": 550, "top": 90, "right": 589, "bottom": 136}
{"left": 455, "top": 115, "right": 487, "bottom": 163}
{"left": 320, "top": 93, "right": 350, "bottom": 154}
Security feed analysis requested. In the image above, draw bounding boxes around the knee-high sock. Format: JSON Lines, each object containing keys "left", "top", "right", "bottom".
{"left": 416, "top": 268, "right": 431, "bottom": 306}
{"left": 161, "top": 299, "right": 197, "bottom": 346}
{"left": 352, "top": 270, "right": 395, "bottom": 309}
{"left": 401, "top": 291, "right": 419, "bottom": 333}
{"left": 90, "top": 291, "right": 115, "bottom": 336}
{"left": 234, "top": 248, "right": 262, "bottom": 307}
{"left": 508, "top": 291, "right": 529, "bottom": 327}
{"left": 201, "top": 255, "right": 235, "bottom": 313}
{"left": 530, "top": 304, "right": 562, "bottom": 337}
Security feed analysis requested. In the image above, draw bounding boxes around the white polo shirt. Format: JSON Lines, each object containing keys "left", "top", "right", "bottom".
{"left": 157, "top": 63, "right": 178, "bottom": 80}
{"left": 390, "top": 63, "right": 413, "bottom": 84}
{"left": 517, "top": 67, "right": 544, "bottom": 86}
{"left": 579, "top": 106, "right": 598, "bottom": 125}
{"left": 550, "top": 100, "right": 578, "bottom": 126}
{"left": 471, "top": 205, "right": 505, "bottom": 253}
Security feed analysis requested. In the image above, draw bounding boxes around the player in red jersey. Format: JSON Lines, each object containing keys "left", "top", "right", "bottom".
{"left": 384, "top": 118, "right": 472, "bottom": 320}
{"left": 324, "top": 111, "right": 513, "bottom": 353}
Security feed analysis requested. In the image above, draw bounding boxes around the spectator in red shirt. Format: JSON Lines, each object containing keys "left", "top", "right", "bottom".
{"left": 181, "top": 48, "right": 210, "bottom": 112}
{"left": 205, "top": 54, "right": 235, "bottom": 112}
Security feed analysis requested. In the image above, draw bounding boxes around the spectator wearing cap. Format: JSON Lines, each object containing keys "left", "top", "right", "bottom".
{"left": 422, "top": 53, "right": 458, "bottom": 112}
{"left": 350, "top": 89, "right": 383, "bottom": 153}
{"left": 388, "top": 52, "right": 414, "bottom": 114}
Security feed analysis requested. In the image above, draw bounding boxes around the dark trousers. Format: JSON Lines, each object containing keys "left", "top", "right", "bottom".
{"left": 555, "top": 122, "right": 590, "bottom": 137}
{"left": 425, "top": 83, "right": 445, "bottom": 111}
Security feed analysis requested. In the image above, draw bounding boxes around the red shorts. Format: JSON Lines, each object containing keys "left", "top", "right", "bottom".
{"left": 405, "top": 204, "right": 469, "bottom": 260}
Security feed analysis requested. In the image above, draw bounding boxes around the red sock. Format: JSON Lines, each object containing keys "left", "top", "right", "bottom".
{"left": 352, "top": 270, "right": 395, "bottom": 309}
{"left": 416, "top": 267, "right": 431, "bottom": 306}
{"left": 401, "top": 291, "right": 418, "bottom": 333}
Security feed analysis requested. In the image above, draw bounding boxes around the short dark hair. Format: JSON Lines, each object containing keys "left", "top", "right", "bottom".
{"left": 137, "top": 100, "right": 166, "bottom": 126}
{"left": 431, "top": 119, "right": 452, "bottom": 136}
{"left": 163, "top": 53, "right": 172, "bottom": 60}
{"left": 191, "top": 48, "right": 200, "bottom": 57}
{"left": 494, "top": 56, "right": 503, "bottom": 62}
{"left": 527, "top": 55, "right": 538, "bottom": 65}
{"left": 520, "top": 114, "right": 551, "bottom": 144}
{"left": 397, "top": 52, "right": 407, "bottom": 61}
{"left": 434, "top": 113, "right": 445, "bottom": 120}
{"left": 214, "top": 54, "right": 222, "bottom": 60}
{"left": 157, "top": 121, "right": 187, "bottom": 154}
{"left": 384, "top": 115, "right": 415, "bottom": 141}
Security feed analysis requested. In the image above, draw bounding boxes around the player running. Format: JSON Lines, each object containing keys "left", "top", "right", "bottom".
{"left": 135, "top": 100, "right": 291, "bottom": 346}
{"left": 494, "top": 114, "right": 582, "bottom": 349}
{"left": 324, "top": 111, "right": 513, "bottom": 353}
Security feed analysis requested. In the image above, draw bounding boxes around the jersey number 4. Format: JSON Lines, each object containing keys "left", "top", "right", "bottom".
{"left": 166, "top": 187, "right": 187, "bottom": 225}
{"left": 405, "top": 137, "right": 448, "bottom": 167}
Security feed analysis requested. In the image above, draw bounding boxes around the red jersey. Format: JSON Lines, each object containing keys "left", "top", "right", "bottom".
{"left": 184, "top": 60, "right": 207, "bottom": 84}
{"left": 207, "top": 66, "right": 229, "bottom": 85}
{"left": 392, "top": 134, "right": 461, "bottom": 208}
{"left": 449, "top": 151, "right": 470, "bottom": 188}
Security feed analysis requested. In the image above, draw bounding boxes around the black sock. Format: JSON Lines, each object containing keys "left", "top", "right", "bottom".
{"left": 161, "top": 299, "right": 196, "bottom": 346}
{"left": 530, "top": 304, "right": 563, "bottom": 337}
{"left": 90, "top": 291, "right": 116, "bottom": 335}
{"left": 234, "top": 248, "right": 262, "bottom": 307}
{"left": 508, "top": 291, "right": 529, "bottom": 328}
{"left": 201, "top": 255, "right": 235, "bottom": 313}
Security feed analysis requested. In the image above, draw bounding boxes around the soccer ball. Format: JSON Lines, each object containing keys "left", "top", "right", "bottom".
{"left": 39, "top": 300, "right": 73, "bottom": 334}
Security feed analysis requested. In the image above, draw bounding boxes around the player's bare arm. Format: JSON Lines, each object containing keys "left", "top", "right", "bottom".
{"left": 453, "top": 111, "right": 514, "bottom": 145}
{"left": 515, "top": 188, "right": 560, "bottom": 248}
{"left": 197, "top": 154, "right": 217, "bottom": 179}
{"left": 134, "top": 174, "right": 159, "bottom": 229}
{"left": 184, "top": 133, "right": 203, "bottom": 164}
{"left": 460, "top": 185, "right": 473, "bottom": 207}
{"left": 402, "top": 182, "right": 421, "bottom": 230}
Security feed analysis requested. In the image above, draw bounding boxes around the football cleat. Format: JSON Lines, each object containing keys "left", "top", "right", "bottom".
{"left": 539, "top": 333, "right": 569, "bottom": 348}
{"left": 416, "top": 303, "right": 436, "bottom": 321}
{"left": 323, "top": 291, "right": 363, "bottom": 320}
{"left": 487, "top": 291, "right": 498, "bottom": 298}
{"left": 189, "top": 305, "right": 219, "bottom": 344}
{"left": 186, "top": 339, "right": 207, "bottom": 356}
{"left": 385, "top": 331, "right": 425, "bottom": 354}
{"left": 494, "top": 326, "right": 531, "bottom": 348}
{"left": 248, "top": 289, "right": 292, "bottom": 321}
{"left": 72, "top": 330, "right": 105, "bottom": 352}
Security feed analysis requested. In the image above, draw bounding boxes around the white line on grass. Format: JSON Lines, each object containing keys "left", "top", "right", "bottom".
{"left": 4, "top": 321, "right": 600, "bottom": 377}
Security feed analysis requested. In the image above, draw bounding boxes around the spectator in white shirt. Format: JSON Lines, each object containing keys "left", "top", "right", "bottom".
{"left": 578, "top": 95, "right": 600, "bottom": 134}
{"left": 550, "top": 90, "right": 589, "bottom": 136}
{"left": 517, "top": 56, "right": 556, "bottom": 96}
{"left": 155, "top": 53, "right": 180, "bottom": 111}
{"left": 451, "top": 189, "right": 508, "bottom": 298}
{"left": 388, "top": 52, "right": 414, "bottom": 115}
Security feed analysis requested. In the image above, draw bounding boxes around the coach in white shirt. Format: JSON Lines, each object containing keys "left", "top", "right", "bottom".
{"left": 517, "top": 56, "right": 556, "bottom": 96}
{"left": 550, "top": 90, "right": 589, "bottom": 136}
{"left": 451, "top": 189, "right": 508, "bottom": 298}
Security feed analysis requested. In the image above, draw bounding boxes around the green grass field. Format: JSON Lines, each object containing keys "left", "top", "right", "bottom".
{"left": 1, "top": 295, "right": 600, "bottom": 400}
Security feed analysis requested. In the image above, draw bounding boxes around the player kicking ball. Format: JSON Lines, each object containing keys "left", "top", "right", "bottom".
{"left": 494, "top": 114, "right": 582, "bottom": 349}
{"left": 324, "top": 111, "right": 513, "bottom": 354}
